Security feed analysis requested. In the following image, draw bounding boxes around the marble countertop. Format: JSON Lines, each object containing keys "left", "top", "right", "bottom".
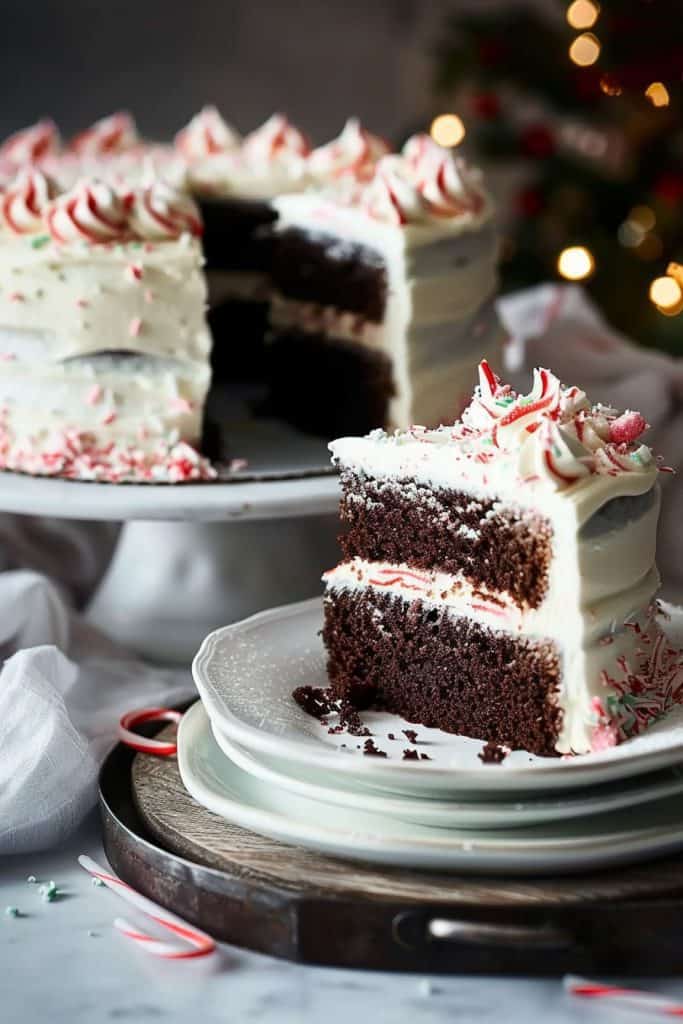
{"left": 1, "top": 813, "right": 681, "bottom": 1023}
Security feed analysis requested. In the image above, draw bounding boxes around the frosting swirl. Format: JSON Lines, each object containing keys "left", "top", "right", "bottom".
{"left": 308, "top": 118, "right": 390, "bottom": 183}
{"left": 360, "top": 155, "right": 430, "bottom": 225}
{"left": 242, "top": 114, "right": 310, "bottom": 164}
{"left": 460, "top": 361, "right": 654, "bottom": 491}
{"left": 46, "top": 179, "right": 130, "bottom": 244}
{"left": 174, "top": 106, "right": 241, "bottom": 160}
{"left": 1, "top": 168, "right": 57, "bottom": 234}
{"left": 0, "top": 119, "right": 61, "bottom": 166}
{"left": 127, "top": 181, "right": 203, "bottom": 239}
{"left": 359, "top": 143, "right": 485, "bottom": 226}
{"left": 69, "top": 112, "right": 138, "bottom": 157}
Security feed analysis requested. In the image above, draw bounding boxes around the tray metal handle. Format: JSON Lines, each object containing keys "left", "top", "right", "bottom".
{"left": 393, "top": 911, "right": 572, "bottom": 950}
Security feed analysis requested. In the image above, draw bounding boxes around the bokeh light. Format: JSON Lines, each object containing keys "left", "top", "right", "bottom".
{"left": 566, "top": 1, "right": 600, "bottom": 30}
{"left": 430, "top": 114, "right": 466, "bottom": 148}
{"left": 649, "top": 275, "right": 683, "bottom": 315}
{"left": 557, "top": 245, "right": 595, "bottom": 280}
{"left": 569, "top": 33, "right": 601, "bottom": 67}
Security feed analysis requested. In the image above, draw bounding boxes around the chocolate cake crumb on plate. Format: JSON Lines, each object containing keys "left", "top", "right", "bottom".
{"left": 478, "top": 741, "right": 508, "bottom": 765}
{"left": 402, "top": 748, "right": 419, "bottom": 761}
{"left": 402, "top": 729, "right": 419, "bottom": 744}
{"left": 363, "top": 738, "right": 387, "bottom": 758}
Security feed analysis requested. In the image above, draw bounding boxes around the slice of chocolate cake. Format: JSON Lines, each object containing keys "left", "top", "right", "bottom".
{"left": 323, "top": 361, "right": 681, "bottom": 756}
{"left": 267, "top": 135, "right": 506, "bottom": 437}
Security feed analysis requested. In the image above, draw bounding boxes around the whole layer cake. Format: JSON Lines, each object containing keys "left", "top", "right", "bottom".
{"left": 323, "top": 360, "right": 681, "bottom": 756}
{"left": 268, "top": 134, "right": 505, "bottom": 436}
{"left": 0, "top": 170, "right": 214, "bottom": 482}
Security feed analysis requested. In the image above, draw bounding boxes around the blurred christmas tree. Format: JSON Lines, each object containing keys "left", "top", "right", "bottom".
{"left": 431, "top": 1, "right": 683, "bottom": 354}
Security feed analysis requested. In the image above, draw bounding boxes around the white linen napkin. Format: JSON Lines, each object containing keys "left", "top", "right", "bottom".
{"left": 0, "top": 571, "right": 193, "bottom": 855}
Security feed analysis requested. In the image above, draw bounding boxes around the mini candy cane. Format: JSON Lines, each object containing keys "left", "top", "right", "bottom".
{"left": 78, "top": 855, "right": 216, "bottom": 959}
{"left": 564, "top": 975, "right": 683, "bottom": 1017}
{"left": 118, "top": 707, "right": 182, "bottom": 756}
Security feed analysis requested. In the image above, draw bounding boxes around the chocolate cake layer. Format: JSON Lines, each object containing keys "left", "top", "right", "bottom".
{"left": 199, "top": 197, "right": 276, "bottom": 272}
{"left": 323, "top": 587, "right": 562, "bottom": 756}
{"left": 208, "top": 299, "right": 269, "bottom": 380}
{"left": 266, "top": 331, "right": 395, "bottom": 437}
{"left": 270, "top": 228, "right": 387, "bottom": 321}
{"left": 339, "top": 472, "right": 552, "bottom": 609}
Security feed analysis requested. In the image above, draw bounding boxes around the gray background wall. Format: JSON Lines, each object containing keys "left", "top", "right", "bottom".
{"left": 1, "top": 0, "right": 452, "bottom": 144}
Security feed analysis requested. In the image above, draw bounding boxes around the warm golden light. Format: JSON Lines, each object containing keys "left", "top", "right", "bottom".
{"left": 649, "top": 275, "right": 683, "bottom": 315}
{"left": 430, "top": 113, "right": 466, "bottom": 148}
{"left": 645, "top": 82, "right": 670, "bottom": 108}
{"left": 600, "top": 73, "right": 622, "bottom": 96}
{"left": 630, "top": 205, "right": 656, "bottom": 231}
{"left": 567, "top": 0, "right": 599, "bottom": 29}
{"left": 557, "top": 245, "right": 595, "bottom": 281}
{"left": 569, "top": 32, "right": 601, "bottom": 67}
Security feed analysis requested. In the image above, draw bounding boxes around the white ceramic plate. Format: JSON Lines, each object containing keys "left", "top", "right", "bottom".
{"left": 192, "top": 597, "right": 683, "bottom": 797}
{"left": 210, "top": 720, "right": 683, "bottom": 830}
{"left": 179, "top": 701, "right": 683, "bottom": 875}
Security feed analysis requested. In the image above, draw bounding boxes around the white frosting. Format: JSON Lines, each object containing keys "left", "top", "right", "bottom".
{"left": 0, "top": 119, "right": 61, "bottom": 166}
{"left": 174, "top": 106, "right": 241, "bottom": 160}
{"left": 68, "top": 112, "right": 139, "bottom": 157}
{"left": 183, "top": 113, "right": 311, "bottom": 200}
{"left": 327, "top": 364, "right": 670, "bottom": 754}
{"left": 0, "top": 205, "right": 213, "bottom": 481}
{"left": 308, "top": 118, "right": 390, "bottom": 185}
{"left": 0, "top": 234, "right": 209, "bottom": 363}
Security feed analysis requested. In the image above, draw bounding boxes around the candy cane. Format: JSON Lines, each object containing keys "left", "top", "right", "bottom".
{"left": 118, "top": 707, "right": 182, "bottom": 756}
{"left": 78, "top": 855, "right": 216, "bottom": 960}
{"left": 564, "top": 975, "right": 683, "bottom": 1017}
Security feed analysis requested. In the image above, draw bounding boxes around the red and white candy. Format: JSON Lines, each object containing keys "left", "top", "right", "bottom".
{"left": 78, "top": 855, "right": 216, "bottom": 960}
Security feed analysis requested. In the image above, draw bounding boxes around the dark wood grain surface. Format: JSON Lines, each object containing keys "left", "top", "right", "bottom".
{"left": 99, "top": 723, "right": 683, "bottom": 973}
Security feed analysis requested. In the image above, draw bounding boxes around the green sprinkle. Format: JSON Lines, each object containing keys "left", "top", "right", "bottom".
{"left": 39, "top": 880, "right": 59, "bottom": 902}
{"left": 92, "top": 877, "right": 105, "bottom": 887}
{"left": 4, "top": 906, "right": 20, "bottom": 918}
{"left": 482, "top": 437, "right": 493, "bottom": 446}
{"left": 30, "top": 234, "right": 50, "bottom": 250}
{"left": 88, "top": 930, "right": 99, "bottom": 938}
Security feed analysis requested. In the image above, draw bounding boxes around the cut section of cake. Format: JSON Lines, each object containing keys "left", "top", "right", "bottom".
{"left": 323, "top": 361, "right": 681, "bottom": 755}
{"left": 175, "top": 108, "right": 311, "bottom": 379}
{"left": 267, "top": 135, "right": 505, "bottom": 437}
{"left": 0, "top": 171, "right": 214, "bottom": 482}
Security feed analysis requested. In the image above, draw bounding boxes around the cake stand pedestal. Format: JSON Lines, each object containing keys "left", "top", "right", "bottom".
{"left": 0, "top": 471, "right": 340, "bottom": 662}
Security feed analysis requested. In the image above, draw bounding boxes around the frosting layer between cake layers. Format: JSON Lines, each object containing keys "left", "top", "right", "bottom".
{"left": 324, "top": 363, "right": 680, "bottom": 755}
{"left": 0, "top": 176, "right": 214, "bottom": 482}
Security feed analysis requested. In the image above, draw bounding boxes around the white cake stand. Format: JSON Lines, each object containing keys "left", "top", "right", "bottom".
{"left": 0, "top": 407, "right": 341, "bottom": 663}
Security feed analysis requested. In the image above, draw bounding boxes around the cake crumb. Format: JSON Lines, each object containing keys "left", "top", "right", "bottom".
{"left": 292, "top": 685, "right": 334, "bottom": 721}
{"left": 363, "top": 738, "right": 387, "bottom": 758}
{"left": 420, "top": 753, "right": 431, "bottom": 761}
{"left": 387, "top": 732, "right": 396, "bottom": 741}
{"left": 402, "top": 748, "right": 419, "bottom": 761}
{"left": 402, "top": 729, "right": 419, "bottom": 744}
{"left": 478, "top": 741, "right": 508, "bottom": 764}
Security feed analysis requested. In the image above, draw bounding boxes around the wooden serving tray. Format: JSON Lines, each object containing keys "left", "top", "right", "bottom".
{"left": 99, "top": 722, "right": 683, "bottom": 974}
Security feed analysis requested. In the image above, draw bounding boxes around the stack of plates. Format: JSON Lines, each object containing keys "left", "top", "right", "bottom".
{"left": 184, "top": 597, "right": 683, "bottom": 876}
